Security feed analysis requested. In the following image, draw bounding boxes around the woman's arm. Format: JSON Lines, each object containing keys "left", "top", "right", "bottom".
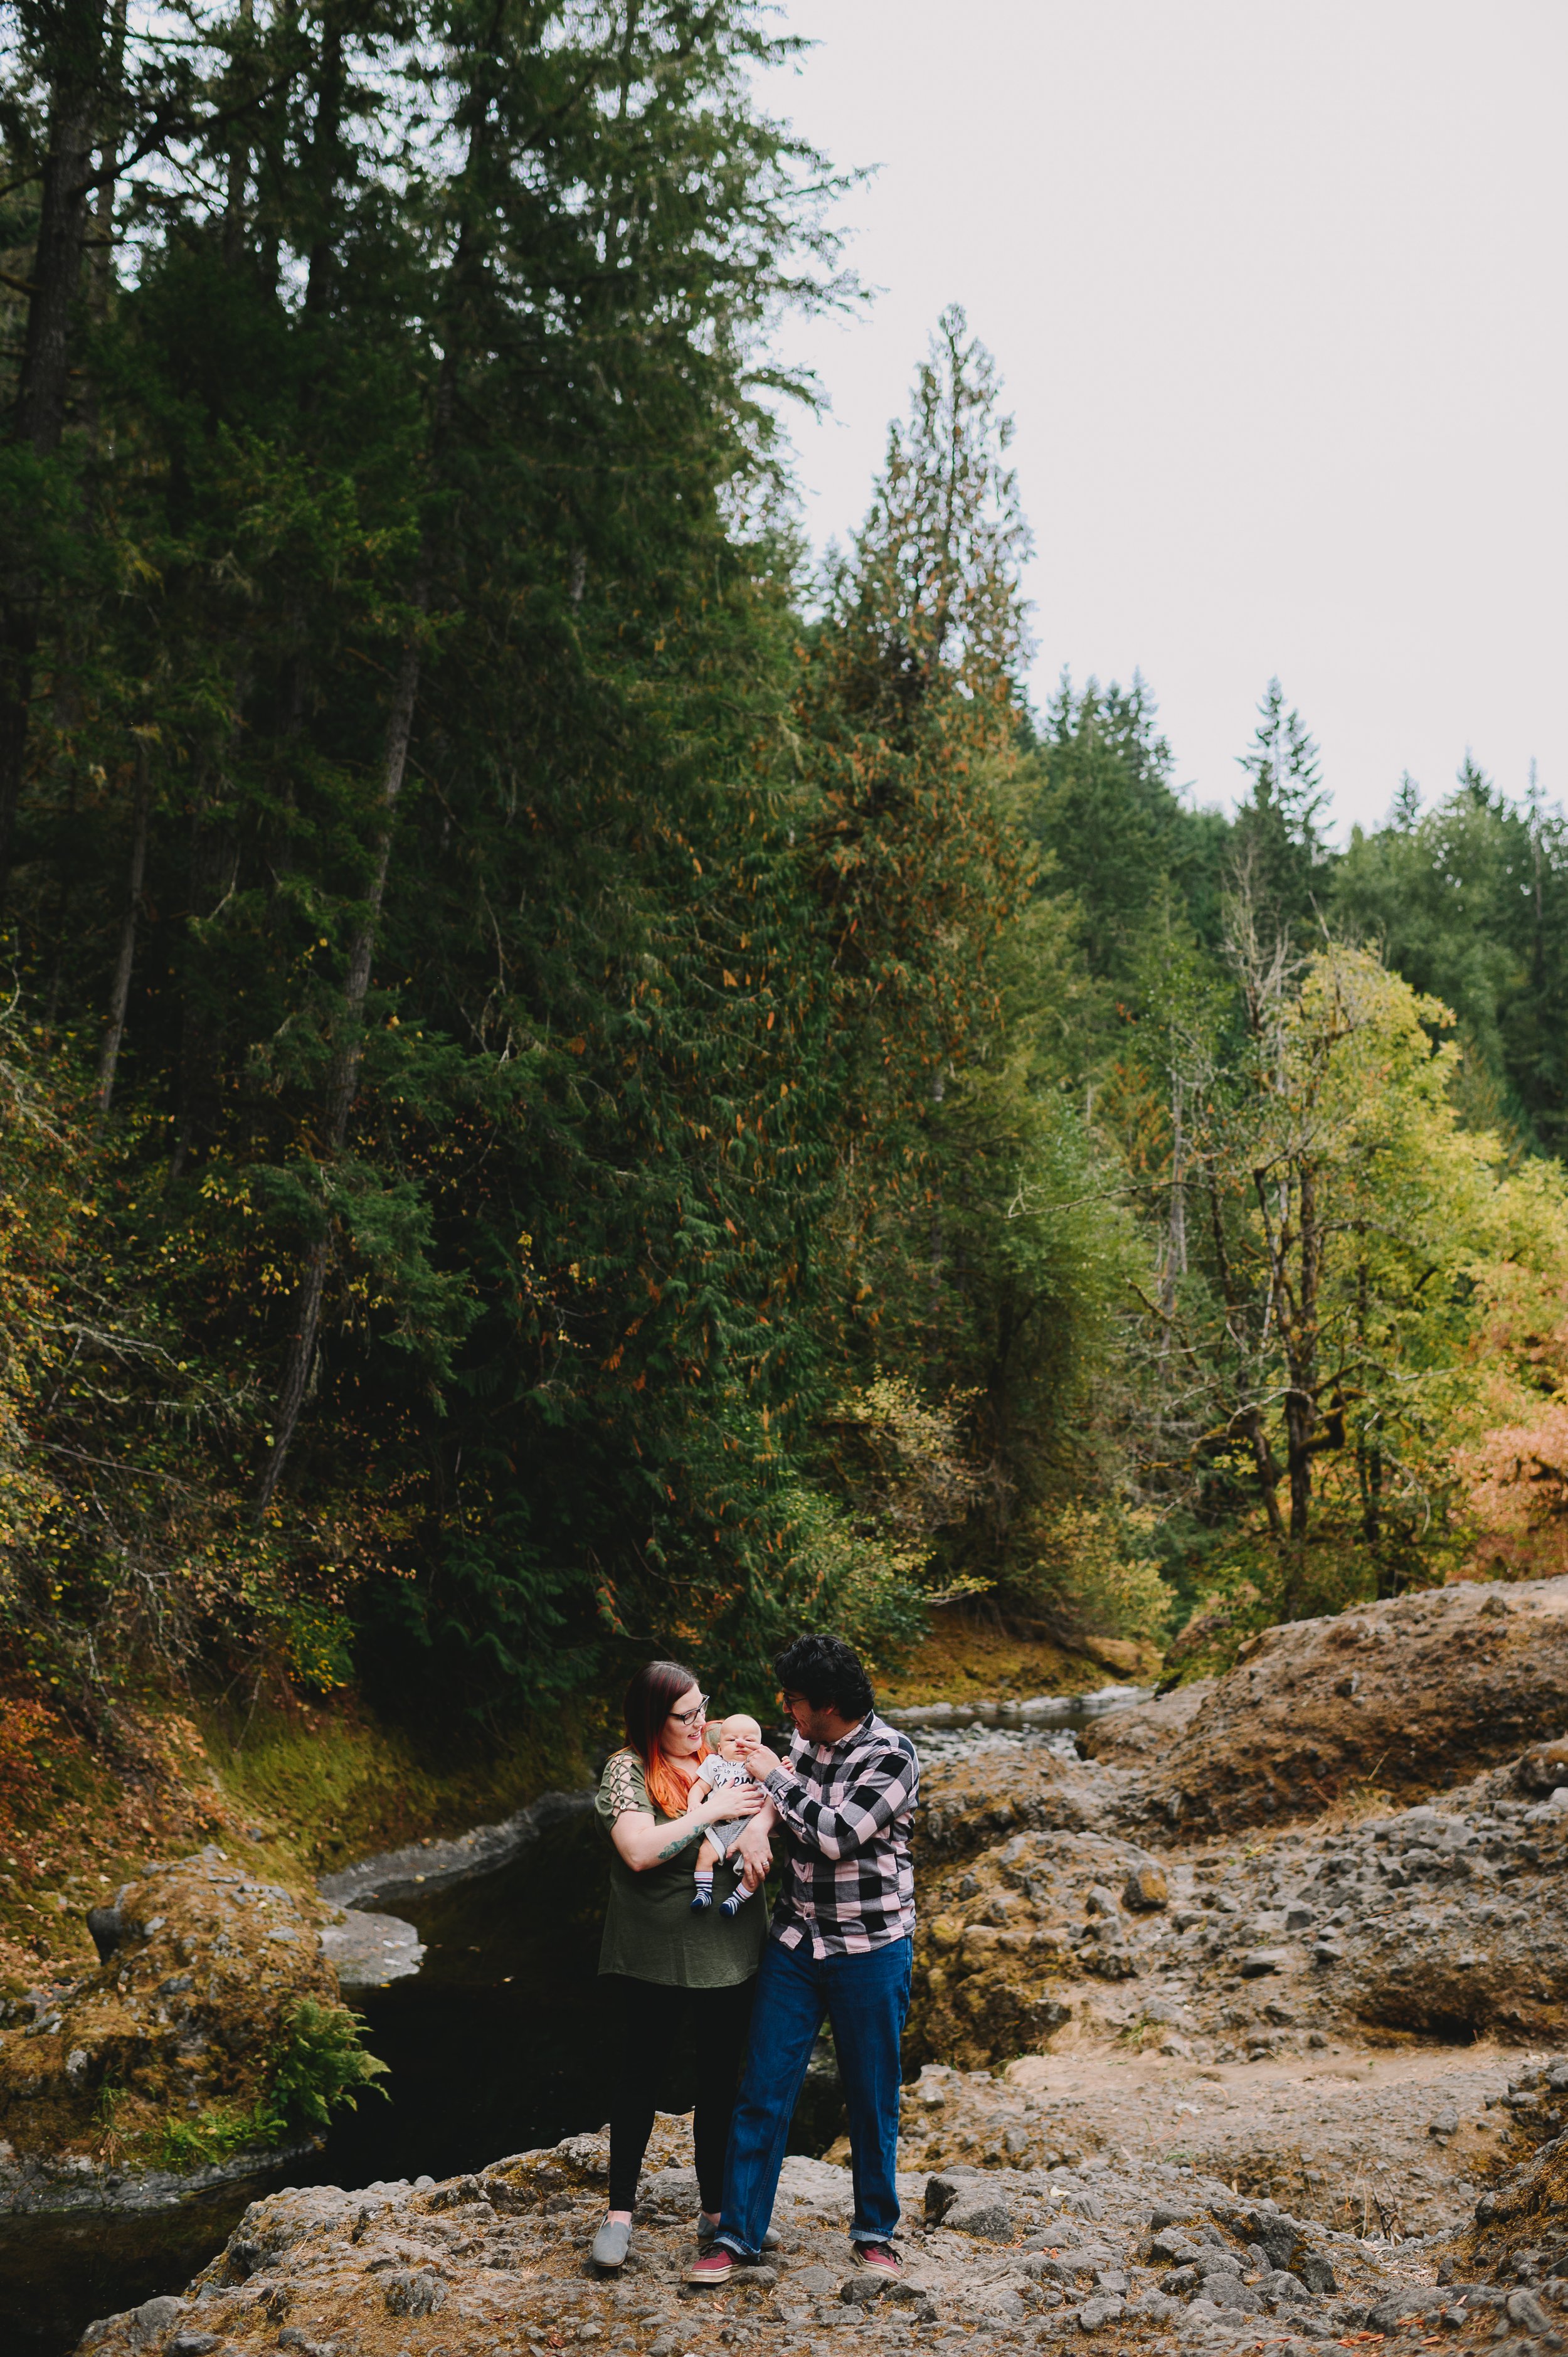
{"left": 610, "top": 1778, "right": 765, "bottom": 1873}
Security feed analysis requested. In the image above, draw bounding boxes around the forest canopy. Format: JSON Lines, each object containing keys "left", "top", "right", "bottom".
{"left": 5, "top": 0, "right": 1568, "bottom": 1745}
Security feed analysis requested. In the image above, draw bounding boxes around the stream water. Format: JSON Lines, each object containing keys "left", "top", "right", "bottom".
{"left": 6, "top": 1687, "right": 1148, "bottom": 2354}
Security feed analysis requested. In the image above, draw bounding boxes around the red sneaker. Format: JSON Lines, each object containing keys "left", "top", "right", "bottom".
{"left": 684, "top": 2248, "right": 736, "bottom": 2287}
{"left": 852, "top": 2242, "right": 901, "bottom": 2275}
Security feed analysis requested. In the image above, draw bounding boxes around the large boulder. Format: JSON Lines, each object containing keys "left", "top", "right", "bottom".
{"left": 1140, "top": 1576, "right": 1568, "bottom": 1831}
{"left": 908, "top": 1826, "right": 1170, "bottom": 2070}
{"left": 917, "top": 1749, "right": 1125, "bottom": 1865}
{"left": 1077, "top": 1681, "right": 1213, "bottom": 1769}
{"left": 0, "top": 1844, "right": 341, "bottom": 2197}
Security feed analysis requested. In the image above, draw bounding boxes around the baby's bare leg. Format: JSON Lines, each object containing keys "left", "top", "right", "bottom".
{"left": 695, "top": 1834, "right": 721, "bottom": 1875}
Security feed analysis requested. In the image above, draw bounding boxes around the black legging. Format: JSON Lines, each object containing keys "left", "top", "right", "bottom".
{"left": 605, "top": 1974, "right": 755, "bottom": 2214}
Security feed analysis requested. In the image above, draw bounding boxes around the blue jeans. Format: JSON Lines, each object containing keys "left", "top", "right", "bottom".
{"left": 716, "top": 1932, "right": 912, "bottom": 2257}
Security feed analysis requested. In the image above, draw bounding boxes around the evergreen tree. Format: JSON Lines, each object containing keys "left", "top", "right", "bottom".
{"left": 1029, "top": 670, "right": 1229, "bottom": 993}
{"left": 1231, "top": 676, "right": 1328, "bottom": 937}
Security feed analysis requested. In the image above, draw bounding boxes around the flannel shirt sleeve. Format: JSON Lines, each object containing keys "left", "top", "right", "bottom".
{"left": 763, "top": 1743, "right": 915, "bottom": 1860}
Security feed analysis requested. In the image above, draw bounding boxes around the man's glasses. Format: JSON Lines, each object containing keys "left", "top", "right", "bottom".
{"left": 667, "top": 1695, "right": 710, "bottom": 1728}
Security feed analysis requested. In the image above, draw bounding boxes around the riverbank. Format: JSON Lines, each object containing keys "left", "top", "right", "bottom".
{"left": 876, "top": 1609, "right": 1160, "bottom": 1710}
{"left": 0, "top": 1684, "right": 593, "bottom": 1995}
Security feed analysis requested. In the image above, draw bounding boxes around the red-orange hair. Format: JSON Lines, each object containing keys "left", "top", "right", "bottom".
{"left": 622, "top": 1659, "right": 708, "bottom": 1820}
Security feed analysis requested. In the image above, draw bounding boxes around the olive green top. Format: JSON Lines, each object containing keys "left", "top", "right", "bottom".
{"left": 595, "top": 1750, "right": 766, "bottom": 1987}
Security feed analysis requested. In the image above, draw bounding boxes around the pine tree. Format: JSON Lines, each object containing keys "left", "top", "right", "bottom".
{"left": 1231, "top": 676, "right": 1328, "bottom": 937}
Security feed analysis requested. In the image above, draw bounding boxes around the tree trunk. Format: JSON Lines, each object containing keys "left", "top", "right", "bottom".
{"left": 1159, "top": 1071, "right": 1187, "bottom": 1330}
{"left": 253, "top": 193, "right": 473, "bottom": 1518}
{"left": 167, "top": 662, "right": 246, "bottom": 1186}
{"left": 94, "top": 752, "right": 150, "bottom": 1125}
{"left": 1, "top": 0, "right": 110, "bottom": 891}
{"left": 13, "top": 0, "right": 107, "bottom": 457}
{"left": 1236, "top": 1405, "right": 1285, "bottom": 1542}
{"left": 167, "top": 805, "right": 239, "bottom": 1185}
{"left": 301, "top": 20, "right": 344, "bottom": 327}
{"left": 1281, "top": 1156, "right": 1321, "bottom": 1545}
{"left": 253, "top": 620, "right": 425, "bottom": 1519}
{"left": 220, "top": 0, "right": 257, "bottom": 271}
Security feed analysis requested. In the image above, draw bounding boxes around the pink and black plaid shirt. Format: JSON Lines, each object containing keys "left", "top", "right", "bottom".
{"left": 762, "top": 1710, "right": 919, "bottom": 1957}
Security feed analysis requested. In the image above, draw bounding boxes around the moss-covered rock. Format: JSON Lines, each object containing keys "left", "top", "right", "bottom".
{"left": 0, "top": 1843, "right": 379, "bottom": 2199}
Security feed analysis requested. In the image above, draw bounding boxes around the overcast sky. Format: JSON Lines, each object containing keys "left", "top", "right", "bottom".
{"left": 758, "top": 0, "right": 1568, "bottom": 837}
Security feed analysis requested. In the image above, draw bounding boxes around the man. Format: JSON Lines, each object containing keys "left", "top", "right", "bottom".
{"left": 684, "top": 1631, "right": 919, "bottom": 2284}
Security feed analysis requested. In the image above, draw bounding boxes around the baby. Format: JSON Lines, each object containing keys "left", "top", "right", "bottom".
{"left": 690, "top": 1713, "right": 765, "bottom": 1918}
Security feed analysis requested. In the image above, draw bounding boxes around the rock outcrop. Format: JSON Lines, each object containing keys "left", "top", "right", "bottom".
{"left": 78, "top": 2121, "right": 1545, "bottom": 2357}
{"left": 1464, "top": 2085, "right": 1568, "bottom": 2288}
{"left": 1074, "top": 1679, "right": 1213, "bottom": 1768}
{"left": 0, "top": 1846, "right": 341, "bottom": 2210}
{"left": 917, "top": 1747, "right": 1129, "bottom": 1865}
{"left": 907, "top": 1753, "right": 1568, "bottom": 2071}
{"left": 1131, "top": 1574, "right": 1568, "bottom": 1831}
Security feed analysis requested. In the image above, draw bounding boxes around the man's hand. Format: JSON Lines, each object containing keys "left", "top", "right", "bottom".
{"left": 736, "top": 1736, "right": 783, "bottom": 1782}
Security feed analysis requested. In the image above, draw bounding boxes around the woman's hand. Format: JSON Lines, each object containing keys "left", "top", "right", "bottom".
{"left": 694, "top": 1780, "right": 765, "bottom": 1824}
{"left": 609, "top": 1777, "right": 764, "bottom": 1872}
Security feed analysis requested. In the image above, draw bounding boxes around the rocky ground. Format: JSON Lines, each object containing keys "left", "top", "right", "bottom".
{"left": 73, "top": 2105, "right": 1568, "bottom": 2357}
{"left": 1084, "top": 1577, "right": 1568, "bottom": 1831}
{"left": 908, "top": 1737, "right": 1568, "bottom": 2072}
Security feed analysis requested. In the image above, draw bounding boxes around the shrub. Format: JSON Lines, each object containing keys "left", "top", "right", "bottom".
{"left": 263, "top": 1998, "right": 388, "bottom": 2133}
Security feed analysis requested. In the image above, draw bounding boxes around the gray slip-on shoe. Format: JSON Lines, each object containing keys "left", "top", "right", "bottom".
{"left": 592, "top": 2215, "right": 633, "bottom": 2270}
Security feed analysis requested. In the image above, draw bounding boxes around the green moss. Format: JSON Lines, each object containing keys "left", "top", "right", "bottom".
{"left": 201, "top": 1694, "right": 598, "bottom": 1878}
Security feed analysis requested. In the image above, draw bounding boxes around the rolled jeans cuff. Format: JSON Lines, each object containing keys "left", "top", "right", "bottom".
{"left": 712, "top": 2231, "right": 758, "bottom": 2262}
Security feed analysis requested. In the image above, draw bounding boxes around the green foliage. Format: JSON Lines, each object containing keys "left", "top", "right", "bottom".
{"left": 1334, "top": 760, "right": 1568, "bottom": 1154}
{"left": 1029, "top": 671, "right": 1229, "bottom": 990}
{"left": 263, "top": 1997, "right": 388, "bottom": 2134}
{"left": 154, "top": 2102, "right": 275, "bottom": 2169}
{"left": 1002, "top": 1499, "right": 1171, "bottom": 1648}
{"left": 1231, "top": 677, "right": 1331, "bottom": 939}
{"left": 7, "top": 0, "right": 1568, "bottom": 1745}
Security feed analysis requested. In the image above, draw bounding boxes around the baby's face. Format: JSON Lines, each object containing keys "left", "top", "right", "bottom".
{"left": 716, "top": 1716, "right": 760, "bottom": 1760}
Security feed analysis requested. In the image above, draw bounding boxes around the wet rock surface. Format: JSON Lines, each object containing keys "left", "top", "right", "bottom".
{"left": 70, "top": 2115, "right": 1568, "bottom": 2357}
{"left": 318, "top": 1790, "right": 595, "bottom": 1913}
{"left": 317, "top": 1914, "right": 425, "bottom": 1994}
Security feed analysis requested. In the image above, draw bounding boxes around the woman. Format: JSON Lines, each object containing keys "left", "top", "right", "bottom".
{"left": 591, "top": 1659, "right": 773, "bottom": 2271}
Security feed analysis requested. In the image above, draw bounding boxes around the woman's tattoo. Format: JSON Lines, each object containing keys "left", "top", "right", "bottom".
{"left": 656, "top": 1825, "right": 701, "bottom": 1860}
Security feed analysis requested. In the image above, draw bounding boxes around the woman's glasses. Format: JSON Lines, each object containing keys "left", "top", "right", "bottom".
{"left": 667, "top": 1695, "right": 710, "bottom": 1728}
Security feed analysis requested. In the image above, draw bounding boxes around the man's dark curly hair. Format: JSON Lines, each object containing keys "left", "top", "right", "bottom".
{"left": 773, "top": 1632, "right": 873, "bottom": 1723}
